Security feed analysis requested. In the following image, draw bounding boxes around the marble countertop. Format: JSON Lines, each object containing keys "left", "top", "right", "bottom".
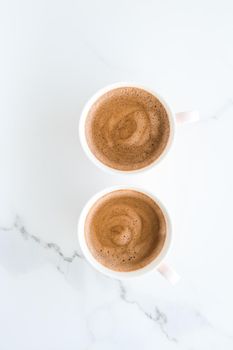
{"left": 1, "top": 0, "right": 233, "bottom": 349}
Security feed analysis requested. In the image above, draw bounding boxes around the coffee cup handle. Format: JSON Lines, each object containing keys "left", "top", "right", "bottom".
{"left": 175, "top": 110, "right": 199, "bottom": 124}
{"left": 157, "top": 263, "right": 180, "bottom": 284}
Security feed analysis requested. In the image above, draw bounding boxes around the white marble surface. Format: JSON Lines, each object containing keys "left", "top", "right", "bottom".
{"left": 1, "top": 0, "right": 233, "bottom": 349}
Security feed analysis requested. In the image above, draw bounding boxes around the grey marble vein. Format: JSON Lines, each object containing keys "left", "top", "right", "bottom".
{"left": 211, "top": 99, "right": 233, "bottom": 120}
{"left": 118, "top": 280, "right": 233, "bottom": 344}
{"left": 201, "top": 99, "right": 233, "bottom": 122}
{"left": 118, "top": 280, "right": 177, "bottom": 343}
{"left": 1, "top": 217, "right": 233, "bottom": 344}
{"left": 0, "top": 216, "right": 83, "bottom": 264}
{"left": 82, "top": 38, "right": 136, "bottom": 75}
{"left": 195, "top": 311, "right": 233, "bottom": 341}
{"left": 0, "top": 216, "right": 233, "bottom": 343}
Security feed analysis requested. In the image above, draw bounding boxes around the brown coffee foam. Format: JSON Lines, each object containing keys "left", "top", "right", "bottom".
{"left": 85, "top": 87, "right": 170, "bottom": 171}
{"left": 85, "top": 190, "right": 167, "bottom": 272}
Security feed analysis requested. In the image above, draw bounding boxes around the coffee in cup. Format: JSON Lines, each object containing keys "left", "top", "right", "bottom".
{"left": 85, "top": 87, "right": 170, "bottom": 171}
{"left": 84, "top": 189, "right": 167, "bottom": 272}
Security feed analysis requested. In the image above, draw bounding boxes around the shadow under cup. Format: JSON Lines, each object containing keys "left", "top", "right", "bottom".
{"left": 79, "top": 83, "right": 175, "bottom": 174}
{"left": 78, "top": 187, "right": 172, "bottom": 279}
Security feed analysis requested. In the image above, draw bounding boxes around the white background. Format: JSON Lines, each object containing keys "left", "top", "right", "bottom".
{"left": 0, "top": 0, "right": 233, "bottom": 349}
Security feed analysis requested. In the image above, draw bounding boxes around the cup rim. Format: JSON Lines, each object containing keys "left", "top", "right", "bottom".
{"left": 77, "top": 186, "right": 172, "bottom": 279}
{"left": 79, "top": 82, "right": 176, "bottom": 174}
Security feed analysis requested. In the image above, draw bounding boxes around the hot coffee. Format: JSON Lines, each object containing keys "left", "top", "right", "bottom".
{"left": 85, "top": 190, "right": 167, "bottom": 272}
{"left": 85, "top": 87, "right": 170, "bottom": 171}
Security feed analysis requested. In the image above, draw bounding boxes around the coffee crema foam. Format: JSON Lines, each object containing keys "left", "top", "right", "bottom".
{"left": 85, "top": 87, "right": 170, "bottom": 171}
{"left": 85, "top": 190, "right": 167, "bottom": 272}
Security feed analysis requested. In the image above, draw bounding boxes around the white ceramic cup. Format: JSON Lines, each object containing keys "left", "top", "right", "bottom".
{"left": 79, "top": 82, "right": 199, "bottom": 174}
{"left": 78, "top": 186, "right": 180, "bottom": 284}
